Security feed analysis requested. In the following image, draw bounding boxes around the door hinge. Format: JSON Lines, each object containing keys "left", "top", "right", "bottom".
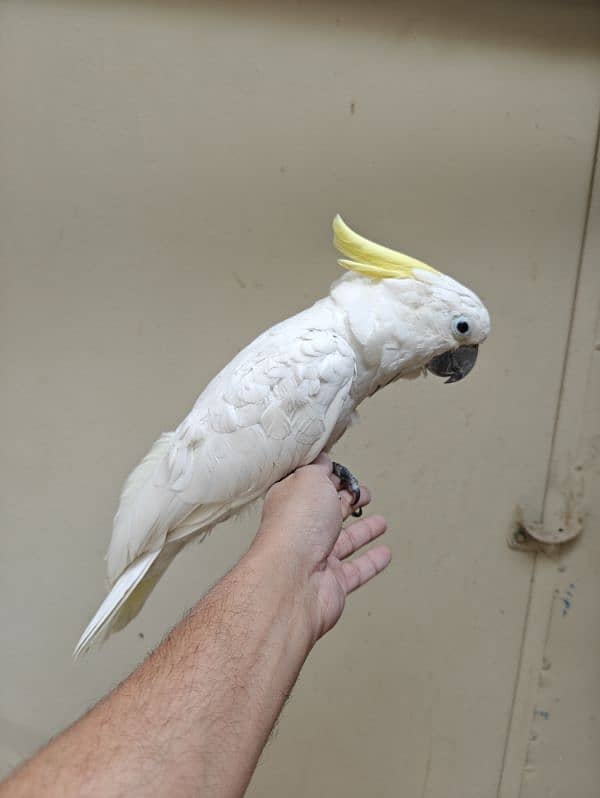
{"left": 508, "top": 499, "right": 585, "bottom": 553}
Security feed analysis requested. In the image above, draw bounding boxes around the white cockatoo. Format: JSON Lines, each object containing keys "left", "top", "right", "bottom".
{"left": 75, "top": 216, "right": 490, "bottom": 655}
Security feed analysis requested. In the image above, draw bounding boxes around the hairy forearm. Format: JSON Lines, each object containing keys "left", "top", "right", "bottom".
{"left": 2, "top": 458, "right": 390, "bottom": 798}
{"left": 2, "top": 548, "right": 313, "bottom": 798}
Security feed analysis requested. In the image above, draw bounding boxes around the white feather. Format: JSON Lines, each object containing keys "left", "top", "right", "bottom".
{"left": 74, "top": 551, "right": 159, "bottom": 658}
{"left": 76, "top": 259, "right": 490, "bottom": 653}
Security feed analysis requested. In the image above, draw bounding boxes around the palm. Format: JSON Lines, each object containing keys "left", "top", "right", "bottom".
{"left": 259, "top": 453, "right": 390, "bottom": 640}
{"left": 312, "top": 502, "right": 390, "bottom": 637}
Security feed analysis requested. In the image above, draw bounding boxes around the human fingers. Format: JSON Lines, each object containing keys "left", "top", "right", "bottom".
{"left": 340, "top": 545, "right": 392, "bottom": 594}
{"left": 332, "top": 514, "right": 387, "bottom": 560}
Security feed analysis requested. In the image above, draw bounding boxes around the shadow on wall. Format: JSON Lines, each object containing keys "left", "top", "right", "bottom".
{"left": 31, "top": 0, "right": 600, "bottom": 55}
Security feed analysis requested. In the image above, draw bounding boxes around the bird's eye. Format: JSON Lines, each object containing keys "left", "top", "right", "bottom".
{"left": 452, "top": 316, "right": 470, "bottom": 337}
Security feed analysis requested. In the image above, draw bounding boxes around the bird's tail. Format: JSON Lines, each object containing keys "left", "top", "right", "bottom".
{"left": 73, "top": 544, "right": 181, "bottom": 658}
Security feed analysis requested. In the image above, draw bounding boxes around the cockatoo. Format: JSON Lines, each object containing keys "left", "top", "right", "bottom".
{"left": 75, "top": 216, "right": 490, "bottom": 656}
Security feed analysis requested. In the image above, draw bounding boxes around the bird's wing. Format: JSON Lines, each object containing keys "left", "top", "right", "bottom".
{"left": 106, "top": 327, "right": 356, "bottom": 585}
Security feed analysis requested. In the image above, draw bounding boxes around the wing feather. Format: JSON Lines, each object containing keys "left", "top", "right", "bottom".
{"left": 106, "top": 327, "right": 356, "bottom": 585}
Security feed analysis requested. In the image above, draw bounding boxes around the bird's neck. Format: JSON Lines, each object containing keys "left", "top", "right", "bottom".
{"left": 327, "top": 275, "right": 433, "bottom": 401}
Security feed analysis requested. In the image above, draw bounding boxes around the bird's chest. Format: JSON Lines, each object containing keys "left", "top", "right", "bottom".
{"left": 324, "top": 402, "right": 361, "bottom": 451}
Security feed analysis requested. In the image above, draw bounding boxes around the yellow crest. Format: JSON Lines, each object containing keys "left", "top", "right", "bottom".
{"left": 332, "top": 215, "right": 440, "bottom": 280}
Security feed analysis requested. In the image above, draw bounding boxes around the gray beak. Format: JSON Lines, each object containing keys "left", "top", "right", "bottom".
{"left": 427, "top": 344, "right": 479, "bottom": 384}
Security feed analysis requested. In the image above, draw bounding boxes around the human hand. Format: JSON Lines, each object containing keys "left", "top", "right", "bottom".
{"left": 251, "top": 454, "right": 391, "bottom": 642}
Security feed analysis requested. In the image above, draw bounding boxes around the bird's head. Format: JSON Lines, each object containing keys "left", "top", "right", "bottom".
{"left": 332, "top": 215, "right": 490, "bottom": 384}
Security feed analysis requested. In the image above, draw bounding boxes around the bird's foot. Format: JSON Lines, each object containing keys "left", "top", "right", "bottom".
{"left": 332, "top": 462, "right": 362, "bottom": 517}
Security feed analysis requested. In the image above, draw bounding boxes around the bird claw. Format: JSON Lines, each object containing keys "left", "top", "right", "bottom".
{"left": 332, "top": 462, "right": 362, "bottom": 517}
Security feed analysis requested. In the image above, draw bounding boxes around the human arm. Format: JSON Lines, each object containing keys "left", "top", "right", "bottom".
{"left": 0, "top": 455, "right": 391, "bottom": 798}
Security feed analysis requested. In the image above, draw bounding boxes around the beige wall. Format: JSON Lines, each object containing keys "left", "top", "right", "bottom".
{"left": 1, "top": 2, "right": 600, "bottom": 795}
{"left": 501, "top": 148, "right": 600, "bottom": 798}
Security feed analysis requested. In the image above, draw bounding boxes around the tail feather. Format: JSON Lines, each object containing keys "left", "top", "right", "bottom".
{"left": 73, "top": 550, "right": 160, "bottom": 658}
{"left": 109, "top": 541, "right": 186, "bottom": 633}
{"left": 106, "top": 431, "right": 176, "bottom": 586}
